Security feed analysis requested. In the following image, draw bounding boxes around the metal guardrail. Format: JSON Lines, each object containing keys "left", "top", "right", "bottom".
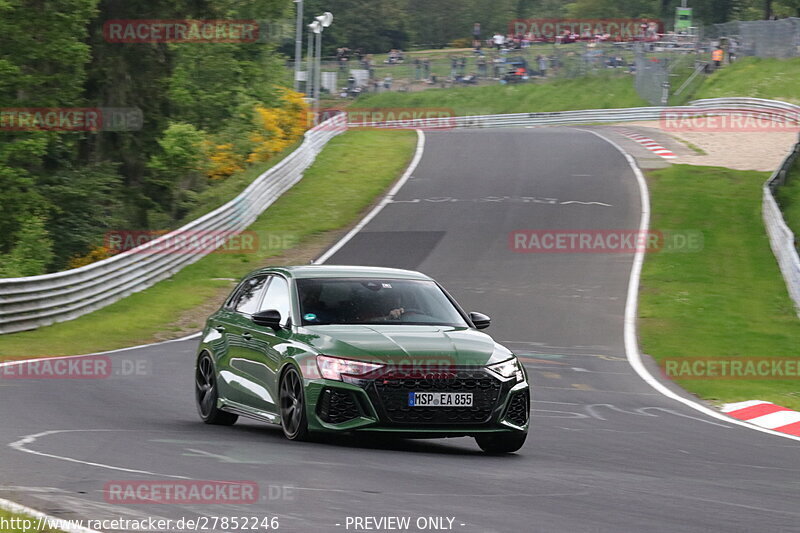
{"left": 350, "top": 97, "right": 800, "bottom": 131}
{"left": 3, "top": 98, "right": 799, "bottom": 333}
{"left": 0, "top": 114, "right": 348, "bottom": 334}
{"left": 764, "top": 136, "right": 800, "bottom": 317}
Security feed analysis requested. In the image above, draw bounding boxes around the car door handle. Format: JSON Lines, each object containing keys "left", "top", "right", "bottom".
{"left": 214, "top": 325, "right": 226, "bottom": 332}
{"left": 242, "top": 332, "right": 253, "bottom": 341}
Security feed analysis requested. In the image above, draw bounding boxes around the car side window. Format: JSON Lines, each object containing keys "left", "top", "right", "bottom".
{"left": 259, "top": 275, "right": 292, "bottom": 324}
{"left": 233, "top": 277, "right": 268, "bottom": 315}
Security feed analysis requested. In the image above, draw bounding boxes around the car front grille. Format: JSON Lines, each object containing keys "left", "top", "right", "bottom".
{"left": 317, "top": 387, "right": 362, "bottom": 424}
{"left": 503, "top": 390, "right": 529, "bottom": 427}
{"left": 368, "top": 369, "right": 503, "bottom": 425}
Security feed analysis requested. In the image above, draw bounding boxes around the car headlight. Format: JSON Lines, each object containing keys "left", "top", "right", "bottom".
{"left": 487, "top": 357, "right": 524, "bottom": 382}
{"left": 317, "top": 355, "right": 384, "bottom": 381}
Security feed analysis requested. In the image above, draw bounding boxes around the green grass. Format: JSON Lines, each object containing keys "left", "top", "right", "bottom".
{"left": 639, "top": 164, "right": 800, "bottom": 410}
{"left": 353, "top": 73, "right": 648, "bottom": 115}
{"left": 774, "top": 155, "right": 800, "bottom": 244}
{"left": 694, "top": 57, "right": 800, "bottom": 104}
{"left": 0, "top": 509, "right": 62, "bottom": 532}
{"left": 0, "top": 130, "right": 416, "bottom": 358}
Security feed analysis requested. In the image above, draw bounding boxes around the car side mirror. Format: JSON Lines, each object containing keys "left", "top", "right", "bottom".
{"left": 252, "top": 309, "right": 282, "bottom": 330}
{"left": 469, "top": 312, "right": 491, "bottom": 330}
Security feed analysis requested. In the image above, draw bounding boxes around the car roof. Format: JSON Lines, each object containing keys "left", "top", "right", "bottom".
{"left": 254, "top": 265, "right": 433, "bottom": 281}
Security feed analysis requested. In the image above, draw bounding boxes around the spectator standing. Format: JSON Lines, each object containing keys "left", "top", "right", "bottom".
{"left": 492, "top": 32, "right": 505, "bottom": 50}
{"left": 537, "top": 55, "right": 547, "bottom": 77}
{"left": 712, "top": 47, "right": 724, "bottom": 69}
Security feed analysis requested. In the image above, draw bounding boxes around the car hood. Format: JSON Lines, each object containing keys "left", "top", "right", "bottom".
{"left": 298, "top": 325, "right": 512, "bottom": 367}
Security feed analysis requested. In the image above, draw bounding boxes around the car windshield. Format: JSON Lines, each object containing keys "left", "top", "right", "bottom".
{"left": 296, "top": 278, "right": 468, "bottom": 327}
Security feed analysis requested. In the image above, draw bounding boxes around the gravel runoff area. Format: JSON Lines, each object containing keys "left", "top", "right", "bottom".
{"left": 617, "top": 120, "right": 798, "bottom": 171}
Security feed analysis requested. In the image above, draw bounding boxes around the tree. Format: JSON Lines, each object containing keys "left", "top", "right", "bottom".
{"left": 168, "top": 43, "right": 286, "bottom": 132}
{"left": 305, "top": 0, "right": 411, "bottom": 52}
{"left": 146, "top": 123, "right": 208, "bottom": 221}
{"left": 39, "top": 162, "right": 125, "bottom": 270}
{"left": 0, "top": 215, "right": 54, "bottom": 277}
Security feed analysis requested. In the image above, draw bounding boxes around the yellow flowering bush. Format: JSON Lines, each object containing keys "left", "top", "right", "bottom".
{"left": 206, "top": 142, "right": 245, "bottom": 181}
{"left": 248, "top": 88, "right": 309, "bottom": 163}
{"left": 67, "top": 245, "right": 115, "bottom": 269}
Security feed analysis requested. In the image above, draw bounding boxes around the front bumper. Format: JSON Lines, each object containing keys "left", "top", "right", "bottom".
{"left": 304, "top": 368, "right": 530, "bottom": 436}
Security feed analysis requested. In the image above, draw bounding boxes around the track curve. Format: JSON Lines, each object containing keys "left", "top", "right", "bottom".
{"left": 1, "top": 127, "right": 798, "bottom": 533}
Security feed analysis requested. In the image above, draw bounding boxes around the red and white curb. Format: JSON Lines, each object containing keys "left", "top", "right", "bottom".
{"left": 721, "top": 400, "right": 800, "bottom": 437}
{"left": 614, "top": 129, "right": 677, "bottom": 160}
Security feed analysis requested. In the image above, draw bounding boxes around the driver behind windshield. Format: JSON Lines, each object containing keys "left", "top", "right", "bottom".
{"left": 357, "top": 286, "right": 405, "bottom": 322}
{"left": 297, "top": 278, "right": 466, "bottom": 326}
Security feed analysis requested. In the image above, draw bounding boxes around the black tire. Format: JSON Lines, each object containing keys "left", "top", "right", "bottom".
{"left": 279, "top": 366, "right": 310, "bottom": 441}
{"left": 195, "top": 353, "right": 238, "bottom": 426}
{"left": 475, "top": 432, "right": 527, "bottom": 454}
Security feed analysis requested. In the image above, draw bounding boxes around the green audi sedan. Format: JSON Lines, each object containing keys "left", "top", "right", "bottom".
{"left": 194, "top": 265, "right": 529, "bottom": 453}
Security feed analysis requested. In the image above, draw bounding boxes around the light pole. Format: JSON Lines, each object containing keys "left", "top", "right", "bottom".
{"left": 293, "top": 0, "right": 304, "bottom": 91}
{"left": 307, "top": 20, "right": 319, "bottom": 99}
{"left": 312, "top": 12, "right": 333, "bottom": 123}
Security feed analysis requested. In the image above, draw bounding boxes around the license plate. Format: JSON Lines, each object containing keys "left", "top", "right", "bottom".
{"left": 408, "top": 392, "right": 473, "bottom": 407}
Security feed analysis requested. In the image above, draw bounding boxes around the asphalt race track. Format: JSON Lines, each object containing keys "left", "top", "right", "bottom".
{"left": 1, "top": 127, "right": 798, "bottom": 533}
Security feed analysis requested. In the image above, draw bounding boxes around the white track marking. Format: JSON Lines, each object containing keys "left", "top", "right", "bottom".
{"left": 315, "top": 129, "right": 426, "bottom": 264}
{"left": 9, "top": 430, "right": 191, "bottom": 479}
{"left": 579, "top": 128, "right": 800, "bottom": 443}
{"left": 0, "top": 334, "right": 202, "bottom": 523}
{"left": 0, "top": 497, "right": 101, "bottom": 533}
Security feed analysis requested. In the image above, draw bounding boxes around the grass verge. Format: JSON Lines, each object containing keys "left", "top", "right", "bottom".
{"left": 0, "top": 130, "right": 416, "bottom": 358}
{"left": 353, "top": 73, "right": 648, "bottom": 115}
{"left": 639, "top": 164, "right": 800, "bottom": 411}
{"left": 0, "top": 508, "right": 62, "bottom": 532}
{"left": 693, "top": 57, "right": 800, "bottom": 104}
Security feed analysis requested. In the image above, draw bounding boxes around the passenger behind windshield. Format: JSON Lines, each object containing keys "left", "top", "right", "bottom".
{"left": 297, "top": 278, "right": 467, "bottom": 327}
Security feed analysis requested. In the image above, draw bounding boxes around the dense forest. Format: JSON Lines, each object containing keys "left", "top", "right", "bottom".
{"left": 1, "top": 0, "right": 797, "bottom": 277}
{"left": 298, "top": 0, "right": 800, "bottom": 52}
{"left": 0, "top": 0, "right": 309, "bottom": 276}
